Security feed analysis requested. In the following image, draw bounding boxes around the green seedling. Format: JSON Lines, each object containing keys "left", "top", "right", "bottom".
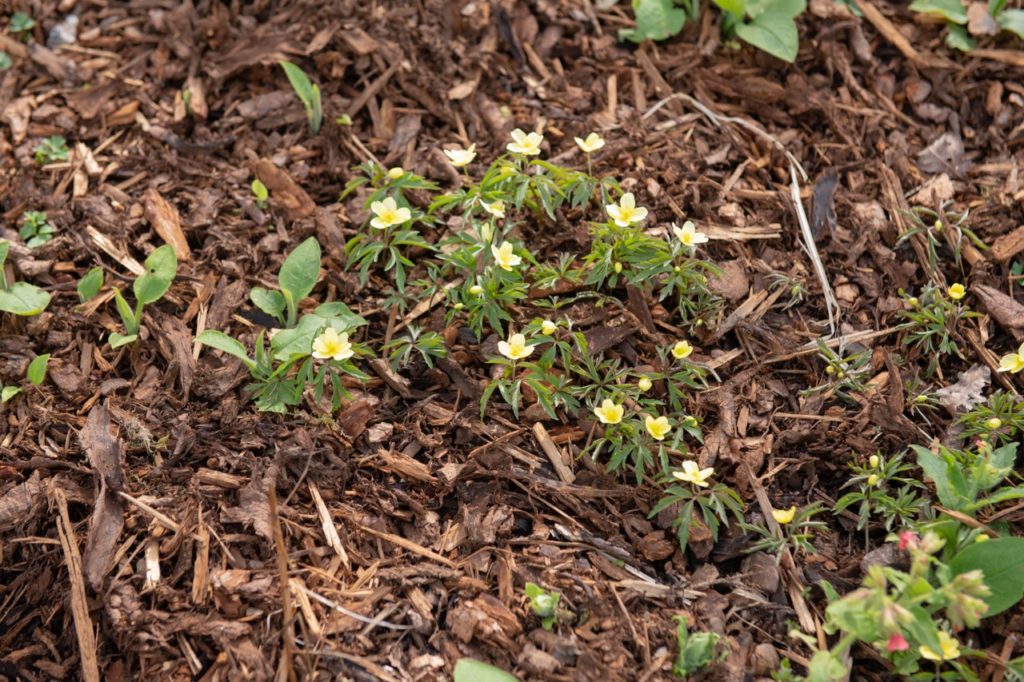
{"left": 110, "top": 245, "right": 177, "bottom": 348}
{"left": 1, "top": 354, "right": 50, "bottom": 404}
{"left": 20, "top": 211, "right": 54, "bottom": 248}
{"left": 524, "top": 582, "right": 561, "bottom": 630}
{"left": 899, "top": 285, "right": 976, "bottom": 375}
{"left": 198, "top": 301, "right": 370, "bottom": 413}
{"left": 833, "top": 452, "right": 927, "bottom": 546}
{"left": 742, "top": 502, "right": 828, "bottom": 561}
{"left": 9, "top": 12, "right": 35, "bottom": 40}
{"left": 956, "top": 390, "right": 1024, "bottom": 445}
{"left": 911, "top": 0, "right": 1024, "bottom": 51}
{"left": 250, "top": 236, "right": 321, "bottom": 329}
{"left": 382, "top": 326, "right": 447, "bottom": 370}
{"left": 0, "top": 241, "right": 51, "bottom": 316}
{"left": 279, "top": 60, "right": 322, "bottom": 134}
{"left": 251, "top": 178, "right": 269, "bottom": 209}
{"left": 34, "top": 136, "right": 69, "bottom": 165}
{"left": 77, "top": 267, "right": 103, "bottom": 302}
{"left": 672, "top": 616, "right": 726, "bottom": 677}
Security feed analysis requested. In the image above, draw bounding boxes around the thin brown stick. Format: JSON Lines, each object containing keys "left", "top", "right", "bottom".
{"left": 268, "top": 480, "right": 297, "bottom": 682}
{"left": 53, "top": 487, "right": 101, "bottom": 682}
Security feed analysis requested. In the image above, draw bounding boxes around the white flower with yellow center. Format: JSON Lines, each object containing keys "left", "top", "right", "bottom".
{"left": 593, "top": 399, "right": 624, "bottom": 425}
{"left": 997, "top": 342, "right": 1024, "bottom": 374}
{"left": 481, "top": 199, "right": 505, "bottom": 219}
{"left": 671, "top": 340, "right": 694, "bottom": 360}
{"left": 672, "top": 221, "right": 708, "bottom": 250}
{"left": 606, "top": 192, "right": 648, "bottom": 227}
{"left": 644, "top": 415, "right": 671, "bottom": 441}
{"left": 574, "top": 132, "right": 605, "bottom": 153}
{"left": 443, "top": 143, "right": 476, "bottom": 167}
{"left": 673, "top": 460, "right": 714, "bottom": 487}
{"left": 369, "top": 196, "right": 411, "bottom": 230}
{"left": 311, "top": 328, "right": 354, "bottom": 361}
{"left": 507, "top": 129, "right": 544, "bottom": 156}
{"left": 540, "top": 319, "right": 557, "bottom": 336}
{"left": 498, "top": 332, "right": 533, "bottom": 361}
{"left": 491, "top": 241, "right": 522, "bottom": 271}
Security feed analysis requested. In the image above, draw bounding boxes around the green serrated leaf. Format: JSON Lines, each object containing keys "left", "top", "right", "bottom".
{"left": 948, "top": 537, "right": 1024, "bottom": 616}
{"left": 620, "top": 0, "right": 688, "bottom": 43}
{"left": 0, "top": 282, "right": 51, "bottom": 316}
{"left": 26, "top": 354, "right": 49, "bottom": 385}
{"left": 77, "top": 267, "right": 103, "bottom": 302}
{"left": 453, "top": 659, "right": 519, "bottom": 682}
{"left": 735, "top": 12, "right": 800, "bottom": 62}
{"left": 909, "top": 0, "right": 968, "bottom": 23}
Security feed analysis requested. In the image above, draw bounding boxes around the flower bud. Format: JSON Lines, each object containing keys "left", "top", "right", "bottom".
{"left": 986, "top": 417, "right": 1003, "bottom": 430}
{"left": 869, "top": 454, "right": 880, "bottom": 468}
{"left": 867, "top": 474, "right": 880, "bottom": 487}
{"left": 613, "top": 262, "right": 623, "bottom": 274}
{"left": 637, "top": 377, "right": 653, "bottom": 392}
{"left": 388, "top": 167, "right": 405, "bottom": 179}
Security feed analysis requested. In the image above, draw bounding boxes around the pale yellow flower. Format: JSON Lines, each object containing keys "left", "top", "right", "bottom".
{"left": 987, "top": 417, "right": 1003, "bottom": 430}
{"left": 606, "top": 192, "right": 648, "bottom": 227}
{"left": 948, "top": 283, "right": 966, "bottom": 300}
{"left": 507, "top": 129, "right": 544, "bottom": 156}
{"left": 593, "top": 398, "right": 624, "bottom": 425}
{"left": 637, "top": 377, "right": 653, "bottom": 392}
{"left": 772, "top": 506, "right": 797, "bottom": 525}
{"left": 867, "top": 474, "right": 881, "bottom": 487}
{"left": 311, "top": 328, "right": 354, "bottom": 361}
{"left": 869, "top": 454, "right": 880, "bottom": 468}
{"left": 671, "top": 340, "right": 694, "bottom": 360}
{"left": 540, "top": 319, "right": 557, "bottom": 336}
{"left": 370, "top": 196, "right": 411, "bottom": 230}
{"left": 491, "top": 241, "right": 522, "bottom": 271}
{"left": 672, "top": 221, "right": 708, "bottom": 249}
{"left": 387, "top": 167, "right": 405, "bottom": 179}
{"left": 498, "top": 332, "right": 534, "bottom": 361}
{"left": 673, "top": 460, "right": 714, "bottom": 487}
{"left": 644, "top": 415, "right": 671, "bottom": 441}
{"left": 482, "top": 199, "right": 505, "bottom": 219}
{"left": 919, "top": 631, "right": 960, "bottom": 662}
{"left": 574, "top": 132, "right": 605, "bottom": 153}
{"left": 997, "top": 343, "right": 1024, "bottom": 373}
{"left": 443, "top": 143, "right": 476, "bottom": 167}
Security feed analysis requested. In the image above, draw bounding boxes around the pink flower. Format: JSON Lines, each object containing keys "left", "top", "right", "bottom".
{"left": 898, "top": 531, "right": 918, "bottom": 552}
{"left": 887, "top": 633, "right": 909, "bottom": 653}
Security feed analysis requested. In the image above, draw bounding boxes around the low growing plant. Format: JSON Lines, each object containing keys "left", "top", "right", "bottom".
{"left": 250, "top": 236, "right": 321, "bottom": 329}
{"left": 110, "top": 245, "right": 177, "bottom": 348}
{"left": 33, "top": 135, "right": 69, "bottom": 165}
{"left": 279, "top": 60, "right": 322, "bottom": 134}
{"left": 20, "top": 210, "right": 54, "bottom": 248}
{"left": 0, "top": 241, "right": 51, "bottom": 316}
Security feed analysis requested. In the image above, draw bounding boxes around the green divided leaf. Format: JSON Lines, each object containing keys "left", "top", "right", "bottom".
{"left": 0, "top": 282, "right": 51, "bottom": 316}
{"left": 453, "top": 659, "right": 519, "bottom": 682}
{"left": 735, "top": 11, "right": 801, "bottom": 62}
{"left": 620, "top": 0, "right": 688, "bottom": 43}
{"left": 26, "top": 354, "right": 49, "bottom": 385}
{"left": 948, "top": 537, "right": 1024, "bottom": 617}
{"left": 909, "top": 0, "right": 968, "bottom": 23}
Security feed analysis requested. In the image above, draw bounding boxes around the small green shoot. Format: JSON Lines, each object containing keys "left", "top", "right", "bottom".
{"left": 524, "top": 582, "right": 560, "bottom": 630}
{"left": 251, "top": 178, "right": 269, "bottom": 209}
{"left": 20, "top": 211, "right": 54, "bottom": 248}
{"left": 672, "top": 616, "right": 726, "bottom": 677}
{"left": 0, "top": 52, "right": 12, "bottom": 70}
{"left": 279, "top": 60, "right": 322, "bottom": 134}
{"left": 250, "top": 237, "right": 321, "bottom": 328}
{"left": 34, "top": 136, "right": 69, "bottom": 165}
{"left": 9, "top": 12, "right": 35, "bottom": 40}
{"left": 110, "top": 245, "right": 178, "bottom": 348}
{"left": 382, "top": 326, "right": 447, "bottom": 370}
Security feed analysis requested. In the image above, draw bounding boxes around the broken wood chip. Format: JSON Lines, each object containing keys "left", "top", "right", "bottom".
{"left": 79, "top": 403, "right": 126, "bottom": 591}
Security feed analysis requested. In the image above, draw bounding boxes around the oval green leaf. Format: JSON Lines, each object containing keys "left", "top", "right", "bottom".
{"left": 0, "top": 282, "right": 51, "bottom": 316}
{"left": 948, "top": 537, "right": 1024, "bottom": 617}
{"left": 197, "top": 330, "right": 255, "bottom": 369}
{"left": 78, "top": 267, "right": 104, "bottom": 302}
{"left": 251, "top": 287, "right": 286, "bottom": 319}
{"left": 453, "top": 659, "right": 519, "bottom": 682}
{"left": 134, "top": 245, "right": 178, "bottom": 305}
{"left": 26, "top": 354, "right": 49, "bottom": 385}
{"left": 279, "top": 237, "right": 321, "bottom": 303}
{"left": 735, "top": 13, "right": 800, "bottom": 62}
